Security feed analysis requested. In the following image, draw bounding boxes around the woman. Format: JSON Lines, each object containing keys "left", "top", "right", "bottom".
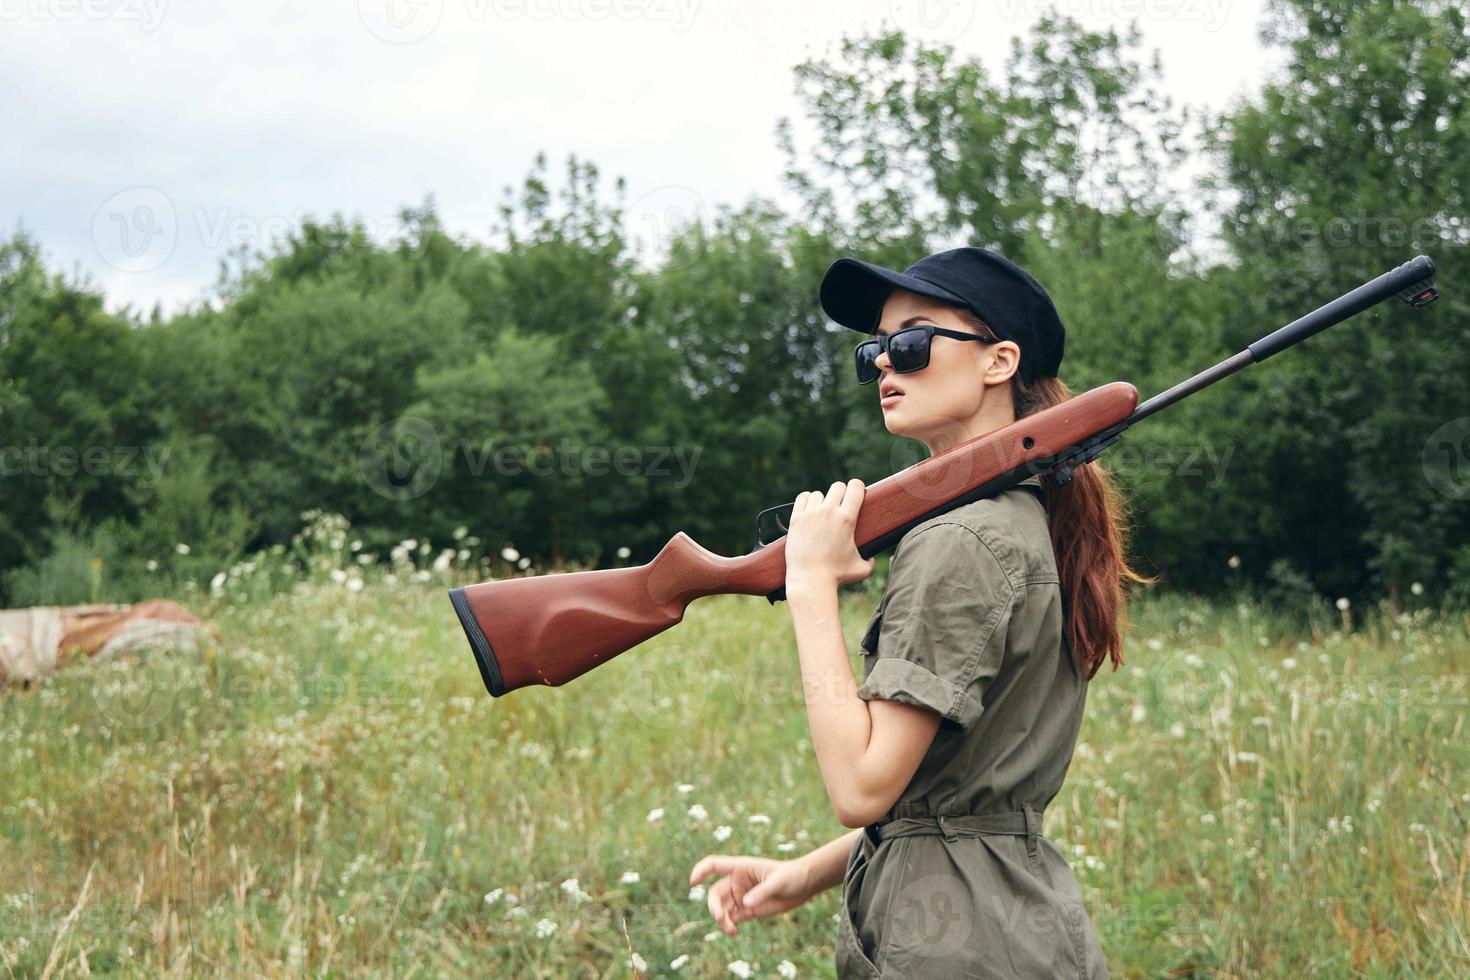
{"left": 689, "top": 247, "right": 1150, "bottom": 977}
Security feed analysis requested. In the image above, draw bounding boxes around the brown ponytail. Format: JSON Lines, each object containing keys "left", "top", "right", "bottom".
{"left": 960, "top": 311, "right": 1155, "bottom": 679}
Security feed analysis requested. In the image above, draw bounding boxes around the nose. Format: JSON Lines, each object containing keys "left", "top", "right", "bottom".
{"left": 874, "top": 347, "right": 893, "bottom": 373}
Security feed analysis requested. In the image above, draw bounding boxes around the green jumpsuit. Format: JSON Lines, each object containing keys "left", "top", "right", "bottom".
{"left": 836, "top": 474, "right": 1109, "bottom": 978}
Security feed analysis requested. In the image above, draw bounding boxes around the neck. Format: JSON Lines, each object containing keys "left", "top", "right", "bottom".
{"left": 921, "top": 386, "right": 1016, "bottom": 457}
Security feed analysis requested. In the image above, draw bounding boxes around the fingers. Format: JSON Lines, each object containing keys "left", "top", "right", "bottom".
{"left": 741, "top": 877, "right": 772, "bottom": 911}
{"left": 840, "top": 478, "right": 864, "bottom": 517}
{"left": 690, "top": 855, "right": 737, "bottom": 885}
{"left": 707, "top": 878, "right": 735, "bottom": 935}
{"left": 797, "top": 479, "right": 864, "bottom": 515}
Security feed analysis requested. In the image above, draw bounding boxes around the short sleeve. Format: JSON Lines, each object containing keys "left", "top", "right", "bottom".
{"left": 856, "top": 522, "right": 1016, "bottom": 732}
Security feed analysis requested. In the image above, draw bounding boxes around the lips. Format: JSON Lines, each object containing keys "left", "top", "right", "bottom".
{"left": 880, "top": 381, "right": 905, "bottom": 399}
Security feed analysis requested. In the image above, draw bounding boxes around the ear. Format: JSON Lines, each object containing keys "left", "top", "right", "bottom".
{"left": 982, "top": 341, "right": 1021, "bottom": 385}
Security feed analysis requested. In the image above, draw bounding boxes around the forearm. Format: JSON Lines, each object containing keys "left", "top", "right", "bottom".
{"left": 786, "top": 578, "right": 880, "bottom": 821}
{"left": 795, "top": 828, "right": 863, "bottom": 894}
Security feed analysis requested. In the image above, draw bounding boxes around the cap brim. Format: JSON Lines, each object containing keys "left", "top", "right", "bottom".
{"left": 819, "top": 257, "right": 972, "bottom": 333}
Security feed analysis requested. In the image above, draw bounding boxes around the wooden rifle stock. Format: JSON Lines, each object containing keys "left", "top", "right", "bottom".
{"left": 449, "top": 382, "right": 1138, "bottom": 696}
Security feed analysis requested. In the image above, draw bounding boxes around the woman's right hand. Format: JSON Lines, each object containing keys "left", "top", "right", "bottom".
{"left": 688, "top": 854, "right": 815, "bottom": 935}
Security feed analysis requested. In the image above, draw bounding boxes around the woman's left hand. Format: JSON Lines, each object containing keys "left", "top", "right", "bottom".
{"left": 784, "top": 478, "right": 876, "bottom": 593}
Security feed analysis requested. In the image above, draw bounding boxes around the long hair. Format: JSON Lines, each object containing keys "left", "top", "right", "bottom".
{"left": 958, "top": 310, "right": 1155, "bottom": 680}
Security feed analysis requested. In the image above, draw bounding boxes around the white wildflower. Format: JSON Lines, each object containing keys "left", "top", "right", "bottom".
{"left": 1282, "top": 657, "right": 1297, "bottom": 669}
{"left": 1130, "top": 704, "right": 1146, "bottom": 723}
{"left": 688, "top": 803, "right": 709, "bottom": 821}
{"left": 146, "top": 558, "right": 159, "bottom": 571}
{"left": 647, "top": 808, "right": 665, "bottom": 823}
{"left": 728, "top": 961, "right": 753, "bottom": 979}
{"left": 1170, "top": 723, "right": 1186, "bottom": 737}
{"left": 175, "top": 542, "right": 190, "bottom": 555}
{"left": 534, "top": 918, "right": 557, "bottom": 938}
{"left": 560, "top": 878, "right": 591, "bottom": 902}
{"left": 747, "top": 814, "right": 771, "bottom": 826}
{"left": 483, "top": 888, "right": 503, "bottom": 905}
{"left": 689, "top": 884, "right": 706, "bottom": 902}
{"left": 617, "top": 546, "right": 632, "bottom": 559}
{"left": 210, "top": 572, "right": 227, "bottom": 593}
{"left": 777, "top": 961, "right": 797, "bottom": 979}
{"left": 713, "top": 825, "right": 733, "bottom": 842}
{"left": 670, "top": 953, "right": 690, "bottom": 970}
{"left": 630, "top": 952, "right": 647, "bottom": 972}
{"left": 1227, "top": 555, "right": 1241, "bottom": 569}
{"left": 1335, "top": 597, "right": 1350, "bottom": 611}
{"left": 501, "top": 546, "right": 520, "bottom": 563}
{"left": 517, "top": 556, "right": 531, "bottom": 570}
{"left": 453, "top": 525, "right": 468, "bottom": 540}
{"left": 620, "top": 871, "right": 641, "bottom": 885}
{"left": 703, "top": 931, "right": 721, "bottom": 941}
{"left": 676, "top": 783, "right": 694, "bottom": 794}
{"left": 1411, "top": 582, "right": 1424, "bottom": 596}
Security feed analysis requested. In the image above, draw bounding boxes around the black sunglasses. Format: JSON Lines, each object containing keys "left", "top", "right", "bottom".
{"left": 854, "top": 324, "right": 1004, "bottom": 384}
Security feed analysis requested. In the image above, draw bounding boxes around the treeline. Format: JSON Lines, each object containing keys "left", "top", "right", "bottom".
{"left": 3, "top": 1, "right": 1467, "bottom": 614}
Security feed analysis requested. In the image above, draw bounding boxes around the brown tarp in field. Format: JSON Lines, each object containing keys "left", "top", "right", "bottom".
{"left": 0, "top": 599, "right": 204, "bottom": 685}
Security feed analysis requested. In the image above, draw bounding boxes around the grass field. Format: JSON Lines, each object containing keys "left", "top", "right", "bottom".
{"left": 3, "top": 547, "right": 1470, "bottom": 977}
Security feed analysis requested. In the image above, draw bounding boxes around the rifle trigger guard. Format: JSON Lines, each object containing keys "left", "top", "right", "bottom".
{"left": 752, "top": 500, "right": 794, "bottom": 551}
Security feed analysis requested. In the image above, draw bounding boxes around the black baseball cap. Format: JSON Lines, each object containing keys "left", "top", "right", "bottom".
{"left": 819, "top": 246, "right": 1066, "bottom": 384}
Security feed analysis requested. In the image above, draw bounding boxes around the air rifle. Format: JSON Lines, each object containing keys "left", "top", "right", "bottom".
{"left": 450, "top": 256, "right": 1440, "bottom": 696}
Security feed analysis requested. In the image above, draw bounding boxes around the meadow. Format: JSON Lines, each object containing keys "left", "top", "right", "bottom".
{"left": 3, "top": 531, "right": 1469, "bottom": 978}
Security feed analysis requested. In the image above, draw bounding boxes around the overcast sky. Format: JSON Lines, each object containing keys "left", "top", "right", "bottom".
{"left": 2, "top": 0, "right": 1273, "bottom": 315}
